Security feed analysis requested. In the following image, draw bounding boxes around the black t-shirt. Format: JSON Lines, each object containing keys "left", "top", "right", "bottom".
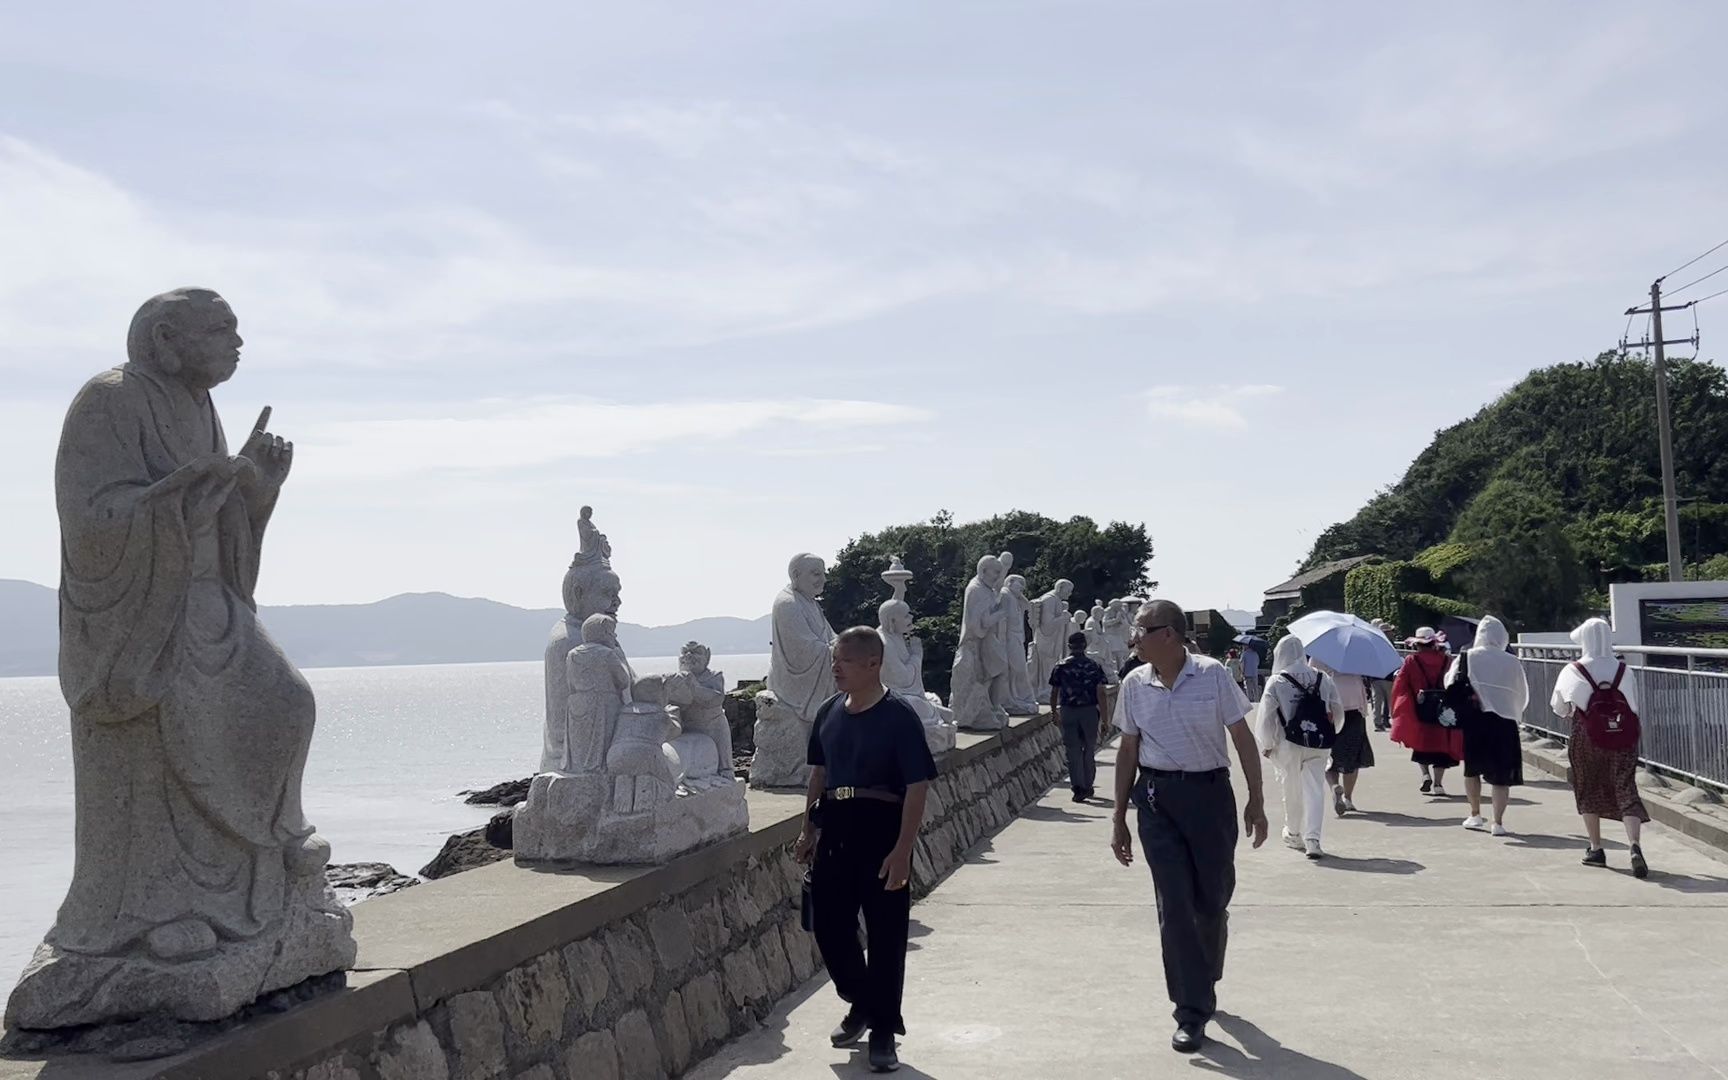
{"left": 807, "top": 691, "right": 940, "bottom": 796}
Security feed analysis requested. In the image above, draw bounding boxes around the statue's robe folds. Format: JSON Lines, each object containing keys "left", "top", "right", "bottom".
{"left": 7, "top": 364, "right": 353, "bottom": 1030}
{"left": 767, "top": 587, "right": 835, "bottom": 722}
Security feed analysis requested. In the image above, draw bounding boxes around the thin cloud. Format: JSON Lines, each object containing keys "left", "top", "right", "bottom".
{"left": 296, "top": 397, "right": 935, "bottom": 479}
{"left": 1145, "top": 385, "right": 1284, "bottom": 430}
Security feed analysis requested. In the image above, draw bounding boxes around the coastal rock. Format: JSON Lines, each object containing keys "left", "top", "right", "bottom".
{"left": 722, "top": 686, "right": 761, "bottom": 754}
{"left": 420, "top": 828, "right": 511, "bottom": 880}
{"left": 461, "top": 777, "right": 531, "bottom": 806}
{"left": 325, "top": 863, "right": 420, "bottom": 905}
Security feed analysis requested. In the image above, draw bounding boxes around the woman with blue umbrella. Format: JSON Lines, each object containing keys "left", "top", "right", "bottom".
{"left": 1286, "top": 613, "right": 1397, "bottom": 812}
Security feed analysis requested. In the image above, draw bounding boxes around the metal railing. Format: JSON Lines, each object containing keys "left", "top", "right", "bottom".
{"left": 1514, "top": 643, "right": 1728, "bottom": 796}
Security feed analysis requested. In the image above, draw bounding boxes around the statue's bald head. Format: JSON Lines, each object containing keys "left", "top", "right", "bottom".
{"left": 126, "top": 287, "right": 242, "bottom": 389}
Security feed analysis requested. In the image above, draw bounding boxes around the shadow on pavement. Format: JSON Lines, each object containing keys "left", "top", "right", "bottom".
{"left": 1502, "top": 832, "right": 1589, "bottom": 851}
{"left": 828, "top": 1061, "right": 943, "bottom": 1079}
{"left": 697, "top": 979, "right": 827, "bottom": 1074}
{"left": 1352, "top": 810, "right": 1454, "bottom": 829}
{"left": 1311, "top": 855, "right": 1424, "bottom": 875}
{"left": 1017, "top": 804, "right": 1092, "bottom": 823}
{"left": 1192, "top": 1012, "right": 1369, "bottom": 1079}
{"left": 1648, "top": 871, "right": 1728, "bottom": 893}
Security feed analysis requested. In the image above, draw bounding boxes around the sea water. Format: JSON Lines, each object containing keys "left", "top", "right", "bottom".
{"left": 0, "top": 654, "right": 770, "bottom": 986}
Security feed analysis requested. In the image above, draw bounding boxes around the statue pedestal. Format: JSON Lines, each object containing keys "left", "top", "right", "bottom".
{"left": 923, "top": 717, "right": 958, "bottom": 754}
{"left": 5, "top": 871, "right": 355, "bottom": 1029}
{"left": 748, "top": 691, "right": 813, "bottom": 789}
{"left": 514, "top": 772, "right": 748, "bottom": 866}
{"left": 955, "top": 707, "right": 1008, "bottom": 733}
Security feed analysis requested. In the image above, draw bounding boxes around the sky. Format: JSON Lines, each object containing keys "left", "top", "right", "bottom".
{"left": 2, "top": 2, "right": 1725, "bottom": 626}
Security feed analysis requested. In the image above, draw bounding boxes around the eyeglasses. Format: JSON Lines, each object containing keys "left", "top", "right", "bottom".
{"left": 1131, "top": 623, "right": 1179, "bottom": 640}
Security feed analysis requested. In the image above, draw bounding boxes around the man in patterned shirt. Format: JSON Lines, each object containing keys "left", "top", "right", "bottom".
{"left": 1110, "top": 600, "right": 1267, "bottom": 1055}
{"left": 1049, "top": 631, "right": 1110, "bottom": 802}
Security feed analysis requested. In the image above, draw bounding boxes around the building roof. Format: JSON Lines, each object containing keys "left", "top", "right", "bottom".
{"left": 1263, "top": 555, "right": 1380, "bottom": 600}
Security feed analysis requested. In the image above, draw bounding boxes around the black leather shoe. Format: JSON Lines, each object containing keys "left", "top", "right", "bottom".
{"left": 1171, "top": 1023, "right": 1204, "bottom": 1053}
{"left": 1582, "top": 847, "right": 1607, "bottom": 869}
{"left": 1631, "top": 844, "right": 1649, "bottom": 879}
{"left": 830, "top": 1008, "right": 867, "bottom": 1048}
{"left": 867, "top": 1028, "right": 900, "bottom": 1071}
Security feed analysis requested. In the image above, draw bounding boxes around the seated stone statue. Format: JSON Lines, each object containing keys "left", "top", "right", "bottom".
{"left": 877, "top": 596, "right": 957, "bottom": 753}
{"left": 605, "top": 675, "right": 685, "bottom": 812}
{"left": 558, "top": 614, "right": 635, "bottom": 774}
{"left": 6, "top": 288, "right": 354, "bottom": 1031}
{"left": 666, "top": 641, "right": 733, "bottom": 779}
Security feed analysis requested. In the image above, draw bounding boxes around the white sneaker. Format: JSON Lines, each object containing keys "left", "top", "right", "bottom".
{"left": 1491, "top": 823, "right": 1509, "bottom": 837}
{"left": 1342, "top": 797, "right": 1358, "bottom": 812}
{"left": 1304, "top": 839, "right": 1324, "bottom": 860}
{"left": 1463, "top": 816, "right": 1489, "bottom": 831}
{"left": 1282, "top": 830, "right": 1303, "bottom": 851}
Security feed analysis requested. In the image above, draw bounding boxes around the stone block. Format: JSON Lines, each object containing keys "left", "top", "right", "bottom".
{"left": 303, "top": 1061, "right": 362, "bottom": 1080}
{"left": 781, "top": 921, "right": 817, "bottom": 983}
{"left": 499, "top": 952, "right": 570, "bottom": 1050}
{"left": 756, "top": 927, "right": 793, "bottom": 998}
{"left": 721, "top": 945, "right": 768, "bottom": 1009}
{"left": 377, "top": 1020, "right": 451, "bottom": 1080}
{"left": 446, "top": 991, "right": 508, "bottom": 1080}
{"left": 510, "top": 1067, "right": 556, "bottom": 1080}
{"left": 724, "top": 874, "right": 766, "bottom": 932}
{"left": 562, "top": 937, "right": 612, "bottom": 1023}
{"left": 688, "top": 895, "right": 728, "bottom": 957}
{"left": 648, "top": 904, "right": 696, "bottom": 974}
{"left": 603, "top": 922, "right": 656, "bottom": 1001}
{"left": 614, "top": 1008, "right": 665, "bottom": 1080}
{"left": 565, "top": 1030, "right": 620, "bottom": 1080}
{"left": 681, "top": 971, "right": 729, "bottom": 1047}
{"left": 656, "top": 988, "right": 692, "bottom": 1074}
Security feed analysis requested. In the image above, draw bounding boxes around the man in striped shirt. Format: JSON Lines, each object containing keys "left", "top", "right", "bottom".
{"left": 1110, "top": 600, "right": 1267, "bottom": 1055}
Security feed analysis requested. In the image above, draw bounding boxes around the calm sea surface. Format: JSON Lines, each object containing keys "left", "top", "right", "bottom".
{"left": 0, "top": 654, "right": 769, "bottom": 985}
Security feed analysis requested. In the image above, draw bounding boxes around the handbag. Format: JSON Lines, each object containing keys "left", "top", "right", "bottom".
{"left": 1415, "top": 653, "right": 1463, "bottom": 728}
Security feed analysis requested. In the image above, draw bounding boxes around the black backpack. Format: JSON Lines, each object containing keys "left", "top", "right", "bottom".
{"left": 1278, "top": 671, "right": 1337, "bottom": 749}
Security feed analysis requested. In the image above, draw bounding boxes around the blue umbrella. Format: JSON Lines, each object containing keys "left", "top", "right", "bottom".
{"left": 1287, "top": 611, "right": 1402, "bottom": 678}
{"left": 1233, "top": 633, "right": 1268, "bottom": 660}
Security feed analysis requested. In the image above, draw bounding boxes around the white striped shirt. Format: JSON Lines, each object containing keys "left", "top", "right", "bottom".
{"left": 1113, "top": 654, "right": 1252, "bottom": 771}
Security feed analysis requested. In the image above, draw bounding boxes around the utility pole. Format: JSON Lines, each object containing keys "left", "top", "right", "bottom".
{"left": 1625, "top": 279, "right": 1699, "bottom": 582}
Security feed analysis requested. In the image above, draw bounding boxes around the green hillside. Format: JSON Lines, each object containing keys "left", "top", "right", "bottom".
{"left": 1304, "top": 352, "right": 1728, "bottom": 631}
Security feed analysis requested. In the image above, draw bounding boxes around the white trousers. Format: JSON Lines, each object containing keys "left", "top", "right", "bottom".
{"left": 1277, "top": 744, "right": 1332, "bottom": 843}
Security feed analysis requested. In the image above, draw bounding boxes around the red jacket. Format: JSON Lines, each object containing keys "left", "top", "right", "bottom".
{"left": 1391, "top": 649, "right": 1465, "bottom": 760}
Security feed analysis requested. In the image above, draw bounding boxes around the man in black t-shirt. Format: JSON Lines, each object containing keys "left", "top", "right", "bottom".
{"left": 795, "top": 626, "right": 938, "bottom": 1073}
{"left": 1049, "top": 632, "right": 1110, "bottom": 801}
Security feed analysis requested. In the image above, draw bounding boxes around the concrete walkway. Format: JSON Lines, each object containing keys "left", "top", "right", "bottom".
{"left": 688, "top": 730, "right": 1728, "bottom": 1079}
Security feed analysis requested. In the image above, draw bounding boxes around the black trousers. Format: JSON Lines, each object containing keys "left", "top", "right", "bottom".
{"left": 811, "top": 800, "right": 911, "bottom": 1033}
{"left": 1133, "top": 768, "right": 1238, "bottom": 1026}
{"left": 1061, "top": 706, "right": 1101, "bottom": 793}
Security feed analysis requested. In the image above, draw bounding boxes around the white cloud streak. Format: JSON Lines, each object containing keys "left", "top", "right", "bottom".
{"left": 1145, "top": 385, "right": 1283, "bottom": 430}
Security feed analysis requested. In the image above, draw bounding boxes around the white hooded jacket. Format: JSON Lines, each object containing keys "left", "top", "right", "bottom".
{"left": 1252, "top": 635, "right": 1344, "bottom": 751}
{"left": 1551, "top": 617, "right": 1641, "bottom": 718}
{"left": 1444, "top": 615, "right": 1528, "bottom": 721}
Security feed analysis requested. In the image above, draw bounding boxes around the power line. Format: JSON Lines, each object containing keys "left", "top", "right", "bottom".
{"left": 1692, "top": 284, "right": 1728, "bottom": 306}
{"left": 1667, "top": 262, "right": 1728, "bottom": 296}
{"left": 1663, "top": 237, "right": 1728, "bottom": 281}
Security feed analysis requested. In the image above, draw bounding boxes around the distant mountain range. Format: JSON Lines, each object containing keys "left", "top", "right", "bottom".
{"left": 0, "top": 579, "right": 769, "bottom": 677}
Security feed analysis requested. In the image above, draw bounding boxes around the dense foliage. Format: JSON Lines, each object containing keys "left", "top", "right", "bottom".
{"left": 821, "top": 510, "right": 1154, "bottom": 696}
{"left": 1310, "top": 353, "right": 1728, "bottom": 632}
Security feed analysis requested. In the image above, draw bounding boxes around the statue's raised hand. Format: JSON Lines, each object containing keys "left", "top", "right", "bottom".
{"left": 238, "top": 406, "right": 293, "bottom": 490}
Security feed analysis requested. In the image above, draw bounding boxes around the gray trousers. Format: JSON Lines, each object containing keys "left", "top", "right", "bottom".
{"left": 1059, "top": 706, "right": 1100, "bottom": 792}
{"left": 1133, "top": 768, "right": 1238, "bottom": 1025}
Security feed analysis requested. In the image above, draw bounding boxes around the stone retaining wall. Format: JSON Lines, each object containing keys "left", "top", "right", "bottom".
{"left": 22, "top": 713, "right": 1064, "bottom": 1080}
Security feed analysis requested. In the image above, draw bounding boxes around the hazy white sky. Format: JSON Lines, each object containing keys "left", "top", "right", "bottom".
{"left": 2, "top": 2, "right": 1724, "bottom": 625}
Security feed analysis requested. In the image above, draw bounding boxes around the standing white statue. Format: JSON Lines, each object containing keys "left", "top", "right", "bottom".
{"left": 516, "top": 528, "right": 746, "bottom": 866}
{"left": 875, "top": 557, "right": 957, "bottom": 753}
{"left": 753, "top": 553, "right": 837, "bottom": 787}
{"left": 1000, "top": 574, "right": 1040, "bottom": 714}
{"left": 950, "top": 555, "right": 1010, "bottom": 731}
{"left": 1069, "top": 606, "right": 1089, "bottom": 646}
{"left": 542, "top": 508, "right": 624, "bottom": 773}
{"left": 1101, "top": 599, "right": 1133, "bottom": 674}
{"left": 7, "top": 288, "right": 355, "bottom": 1031}
{"left": 1086, "top": 604, "right": 1119, "bottom": 686}
{"left": 1029, "top": 579, "right": 1076, "bottom": 692}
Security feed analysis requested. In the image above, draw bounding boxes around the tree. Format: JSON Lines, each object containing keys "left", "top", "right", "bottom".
{"left": 821, "top": 510, "right": 1154, "bottom": 696}
{"left": 1448, "top": 479, "right": 1584, "bottom": 631}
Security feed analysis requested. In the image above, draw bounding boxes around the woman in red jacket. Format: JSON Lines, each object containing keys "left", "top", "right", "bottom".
{"left": 1391, "top": 628, "right": 1466, "bottom": 797}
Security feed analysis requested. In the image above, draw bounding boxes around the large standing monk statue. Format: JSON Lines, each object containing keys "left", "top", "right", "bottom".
{"left": 950, "top": 555, "right": 1010, "bottom": 731}
{"left": 767, "top": 553, "right": 837, "bottom": 720}
{"left": 6, "top": 288, "right": 356, "bottom": 1031}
